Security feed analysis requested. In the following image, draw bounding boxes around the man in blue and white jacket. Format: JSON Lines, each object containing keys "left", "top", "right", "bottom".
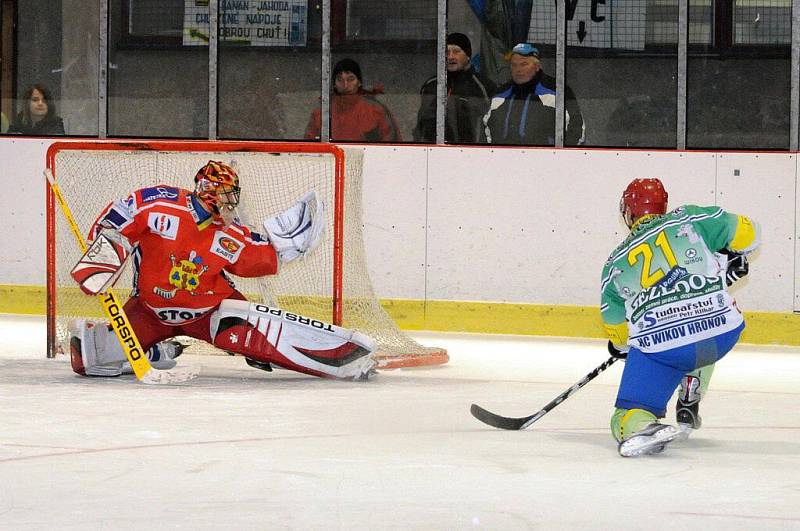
{"left": 482, "top": 43, "right": 585, "bottom": 146}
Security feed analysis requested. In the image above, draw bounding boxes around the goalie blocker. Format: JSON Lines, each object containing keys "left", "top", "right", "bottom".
{"left": 71, "top": 299, "right": 377, "bottom": 380}
{"left": 70, "top": 230, "right": 132, "bottom": 296}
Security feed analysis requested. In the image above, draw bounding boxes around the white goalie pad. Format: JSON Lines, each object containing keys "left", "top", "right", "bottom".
{"left": 70, "top": 230, "right": 132, "bottom": 295}
{"left": 263, "top": 191, "right": 325, "bottom": 264}
{"left": 69, "top": 320, "right": 180, "bottom": 377}
{"left": 209, "top": 299, "right": 376, "bottom": 380}
{"left": 70, "top": 320, "right": 125, "bottom": 376}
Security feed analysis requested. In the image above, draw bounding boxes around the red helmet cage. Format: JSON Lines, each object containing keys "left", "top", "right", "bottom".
{"left": 620, "top": 178, "right": 668, "bottom": 228}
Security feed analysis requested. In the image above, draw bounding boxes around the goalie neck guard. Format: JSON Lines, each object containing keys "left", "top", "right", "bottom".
{"left": 620, "top": 178, "right": 668, "bottom": 229}
{"left": 194, "top": 160, "right": 241, "bottom": 226}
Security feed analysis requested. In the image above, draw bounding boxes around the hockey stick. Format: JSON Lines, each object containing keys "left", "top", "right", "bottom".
{"left": 470, "top": 356, "right": 618, "bottom": 430}
{"left": 45, "top": 169, "right": 196, "bottom": 384}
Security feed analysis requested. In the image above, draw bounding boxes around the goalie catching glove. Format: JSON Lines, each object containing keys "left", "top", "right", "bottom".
{"left": 263, "top": 191, "right": 325, "bottom": 264}
{"left": 70, "top": 230, "right": 132, "bottom": 295}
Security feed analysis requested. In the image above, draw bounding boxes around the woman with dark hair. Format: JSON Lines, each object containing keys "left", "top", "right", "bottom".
{"left": 9, "top": 84, "right": 65, "bottom": 135}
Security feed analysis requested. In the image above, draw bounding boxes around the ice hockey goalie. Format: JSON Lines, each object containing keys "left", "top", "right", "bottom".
{"left": 69, "top": 160, "right": 376, "bottom": 380}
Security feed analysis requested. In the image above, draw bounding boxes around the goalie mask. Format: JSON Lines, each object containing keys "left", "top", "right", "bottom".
{"left": 194, "top": 160, "right": 241, "bottom": 226}
{"left": 620, "top": 178, "right": 668, "bottom": 229}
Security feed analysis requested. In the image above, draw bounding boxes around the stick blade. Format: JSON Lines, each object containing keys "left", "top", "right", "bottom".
{"left": 139, "top": 366, "right": 199, "bottom": 385}
{"left": 470, "top": 403, "right": 531, "bottom": 430}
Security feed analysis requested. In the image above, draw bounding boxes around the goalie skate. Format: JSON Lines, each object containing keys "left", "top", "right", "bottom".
{"left": 618, "top": 423, "right": 682, "bottom": 457}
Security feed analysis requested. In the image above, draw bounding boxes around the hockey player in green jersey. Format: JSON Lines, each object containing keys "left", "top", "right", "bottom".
{"left": 601, "top": 178, "right": 759, "bottom": 457}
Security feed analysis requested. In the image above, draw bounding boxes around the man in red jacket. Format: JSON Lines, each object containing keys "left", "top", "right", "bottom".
{"left": 305, "top": 58, "right": 402, "bottom": 142}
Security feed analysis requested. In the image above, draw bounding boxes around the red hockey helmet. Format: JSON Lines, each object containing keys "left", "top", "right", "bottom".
{"left": 620, "top": 178, "right": 668, "bottom": 228}
{"left": 194, "top": 160, "right": 240, "bottom": 224}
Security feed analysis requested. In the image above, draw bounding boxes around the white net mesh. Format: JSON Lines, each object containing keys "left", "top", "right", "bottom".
{"left": 47, "top": 143, "right": 447, "bottom": 368}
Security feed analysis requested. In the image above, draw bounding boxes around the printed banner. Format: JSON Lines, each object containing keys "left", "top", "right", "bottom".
{"left": 184, "top": 0, "right": 308, "bottom": 47}
{"left": 529, "top": 0, "right": 646, "bottom": 51}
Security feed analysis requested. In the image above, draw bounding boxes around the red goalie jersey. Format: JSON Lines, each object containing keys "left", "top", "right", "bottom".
{"left": 90, "top": 184, "right": 278, "bottom": 326}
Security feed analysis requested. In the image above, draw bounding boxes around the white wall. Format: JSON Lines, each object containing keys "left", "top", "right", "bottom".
{"left": 2, "top": 139, "right": 797, "bottom": 313}
{"left": 0, "top": 139, "right": 50, "bottom": 285}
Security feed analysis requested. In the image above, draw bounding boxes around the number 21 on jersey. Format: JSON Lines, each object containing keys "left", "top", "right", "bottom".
{"left": 626, "top": 231, "right": 678, "bottom": 288}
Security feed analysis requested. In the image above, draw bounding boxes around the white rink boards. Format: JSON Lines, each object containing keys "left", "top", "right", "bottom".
{"left": 2, "top": 140, "right": 798, "bottom": 315}
{"left": 1, "top": 314, "right": 799, "bottom": 530}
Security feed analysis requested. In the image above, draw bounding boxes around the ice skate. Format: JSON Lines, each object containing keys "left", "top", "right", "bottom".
{"left": 676, "top": 398, "right": 701, "bottom": 441}
{"left": 675, "top": 374, "right": 703, "bottom": 442}
{"left": 245, "top": 357, "right": 273, "bottom": 372}
{"left": 676, "top": 375, "right": 703, "bottom": 430}
{"left": 618, "top": 423, "right": 682, "bottom": 457}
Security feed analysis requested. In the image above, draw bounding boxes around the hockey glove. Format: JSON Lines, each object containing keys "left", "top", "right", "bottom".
{"left": 607, "top": 340, "right": 628, "bottom": 360}
{"left": 725, "top": 252, "right": 749, "bottom": 287}
{"left": 263, "top": 191, "right": 325, "bottom": 264}
{"left": 717, "top": 248, "right": 749, "bottom": 287}
{"left": 70, "top": 230, "right": 132, "bottom": 295}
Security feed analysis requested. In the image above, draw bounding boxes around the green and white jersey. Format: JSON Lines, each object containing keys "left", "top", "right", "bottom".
{"left": 600, "top": 205, "right": 745, "bottom": 353}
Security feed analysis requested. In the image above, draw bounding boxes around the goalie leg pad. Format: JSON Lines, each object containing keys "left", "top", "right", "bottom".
{"left": 70, "top": 320, "right": 125, "bottom": 377}
{"left": 209, "top": 300, "right": 376, "bottom": 380}
{"left": 69, "top": 320, "right": 183, "bottom": 376}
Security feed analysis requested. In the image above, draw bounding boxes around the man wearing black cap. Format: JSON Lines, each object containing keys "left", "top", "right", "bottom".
{"left": 482, "top": 43, "right": 585, "bottom": 146}
{"left": 305, "top": 58, "right": 401, "bottom": 142}
{"left": 413, "top": 32, "right": 497, "bottom": 144}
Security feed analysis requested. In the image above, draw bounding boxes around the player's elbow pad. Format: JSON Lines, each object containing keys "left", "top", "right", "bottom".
{"left": 728, "top": 215, "right": 760, "bottom": 254}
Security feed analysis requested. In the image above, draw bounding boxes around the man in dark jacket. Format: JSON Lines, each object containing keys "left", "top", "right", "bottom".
{"left": 482, "top": 43, "right": 585, "bottom": 146}
{"left": 413, "top": 33, "right": 496, "bottom": 144}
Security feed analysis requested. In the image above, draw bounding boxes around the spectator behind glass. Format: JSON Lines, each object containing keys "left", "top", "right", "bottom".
{"left": 482, "top": 43, "right": 584, "bottom": 146}
{"left": 413, "top": 32, "right": 497, "bottom": 144}
{"left": 9, "top": 84, "right": 65, "bottom": 136}
{"left": 305, "top": 58, "right": 402, "bottom": 142}
{"left": 0, "top": 111, "right": 8, "bottom": 133}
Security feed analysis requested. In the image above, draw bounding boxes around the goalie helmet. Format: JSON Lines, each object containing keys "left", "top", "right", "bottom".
{"left": 194, "top": 160, "right": 241, "bottom": 226}
{"left": 620, "top": 178, "right": 668, "bottom": 228}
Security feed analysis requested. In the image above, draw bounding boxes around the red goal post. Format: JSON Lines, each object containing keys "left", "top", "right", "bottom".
{"left": 45, "top": 140, "right": 447, "bottom": 369}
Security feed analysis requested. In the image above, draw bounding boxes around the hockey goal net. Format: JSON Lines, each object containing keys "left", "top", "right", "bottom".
{"left": 45, "top": 140, "right": 448, "bottom": 369}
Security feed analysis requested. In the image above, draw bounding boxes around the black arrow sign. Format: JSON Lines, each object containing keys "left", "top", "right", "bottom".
{"left": 576, "top": 21, "right": 587, "bottom": 42}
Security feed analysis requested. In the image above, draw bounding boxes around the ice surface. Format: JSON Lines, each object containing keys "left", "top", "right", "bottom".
{"left": 1, "top": 314, "right": 798, "bottom": 530}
